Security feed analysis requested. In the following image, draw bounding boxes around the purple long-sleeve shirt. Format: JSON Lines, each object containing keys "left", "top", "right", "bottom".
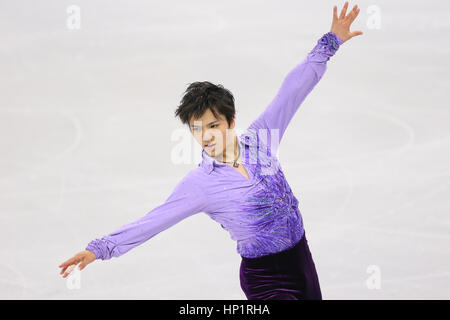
{"left": 86, "top": 32, "right": 343, "bottom": 260}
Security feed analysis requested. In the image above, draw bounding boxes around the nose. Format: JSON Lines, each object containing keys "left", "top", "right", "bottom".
{"left": 202, "top": 130, "right": 214, "bottom": 143}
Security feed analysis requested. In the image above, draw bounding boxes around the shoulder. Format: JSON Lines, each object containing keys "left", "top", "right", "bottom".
{"left": 166, "top": 168, "right": 210, "bottom": 211}
{"left": 177, "top": 167, "right": 205, "bottom": 188}
{"left": 175, "top": 166, "right": 214, "bottom": 199}
{"left": 239, "top": 128, "right": 278, "bottom": 164}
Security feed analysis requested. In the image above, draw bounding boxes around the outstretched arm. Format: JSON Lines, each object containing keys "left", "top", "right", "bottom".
{"left": 247, "top": 2, "right": 362, "bottom": 155}
{"left": 85, "top": 171, "right": 207, "bottom": 260}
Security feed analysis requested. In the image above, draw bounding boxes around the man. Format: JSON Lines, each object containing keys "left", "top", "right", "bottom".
{"left": 59, "top": 2, "right": 362, "bottom": 299}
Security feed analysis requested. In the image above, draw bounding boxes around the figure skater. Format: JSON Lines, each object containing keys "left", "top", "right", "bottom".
{"left": 59, "top": 2, "right": 362, "bottom": 300}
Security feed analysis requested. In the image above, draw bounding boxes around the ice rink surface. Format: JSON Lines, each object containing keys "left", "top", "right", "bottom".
{"left": 0, "top": 0, "right": 449, "bottom": 299}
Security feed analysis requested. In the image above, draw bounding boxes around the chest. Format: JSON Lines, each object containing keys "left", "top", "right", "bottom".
{"left": 227, "top": 162, "right": 250, "bottom": 180}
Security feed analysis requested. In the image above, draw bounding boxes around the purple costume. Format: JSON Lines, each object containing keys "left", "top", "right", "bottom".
{"left": 86, "top": 32, "right": 343, "bottom": 299}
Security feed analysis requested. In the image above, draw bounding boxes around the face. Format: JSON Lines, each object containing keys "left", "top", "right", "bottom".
{"left": 189, "top": 108, "right": 235, "bottom": 160}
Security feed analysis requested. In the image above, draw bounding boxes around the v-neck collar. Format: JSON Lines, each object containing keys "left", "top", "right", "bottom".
{"left": 201, "top": 133, "right": 250, "bottom": 176}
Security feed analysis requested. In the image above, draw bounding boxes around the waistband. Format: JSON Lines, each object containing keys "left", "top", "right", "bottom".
{"left": 240, "top": 232, "right": 306, "bottom": 267}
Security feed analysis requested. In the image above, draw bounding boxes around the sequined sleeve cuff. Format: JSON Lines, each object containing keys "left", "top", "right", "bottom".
{"left": 307, "top": 32, "right": 344, "bottom": 62}
{"left": 322, "top": 32, "right": 344, "bottom": 52}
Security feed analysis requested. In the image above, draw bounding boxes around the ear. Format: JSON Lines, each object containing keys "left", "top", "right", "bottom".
{"left": 229, "top": 118, "right": 235, "bottom": 129}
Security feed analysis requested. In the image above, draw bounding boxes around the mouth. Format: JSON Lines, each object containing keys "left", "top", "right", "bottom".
{"left": 204, "top": 142, "right": 216, "bottom": 152}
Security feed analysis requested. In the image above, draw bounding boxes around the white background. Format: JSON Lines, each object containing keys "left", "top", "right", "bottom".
{"left": 1, "top": 0, "right": 449, "bottom": 299}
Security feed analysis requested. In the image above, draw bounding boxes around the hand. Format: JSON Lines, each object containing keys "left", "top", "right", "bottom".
{"left": 58, "top": 250, "right": 96, "bottom": 278}
{"left": 331, "top": 2, "right": 363, "bottom": 43}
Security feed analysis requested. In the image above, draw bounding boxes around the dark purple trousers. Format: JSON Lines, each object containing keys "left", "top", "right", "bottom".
{"left": 239, "top": 232, "right": 322, "bottom": 300}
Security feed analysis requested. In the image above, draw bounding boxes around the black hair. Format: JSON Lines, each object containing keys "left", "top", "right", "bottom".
{"left": 174, "top": 81, "right": 235, "bottom": 128}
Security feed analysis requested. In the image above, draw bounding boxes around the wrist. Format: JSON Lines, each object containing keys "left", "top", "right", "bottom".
{"left": 85, "top": 249, "right": 97, "bottom": 259}
{"left": 85, "top": 243, "right": 101, "bottom": 260}
{"left": 331, "top": 31, "right": 344, "bottom": 44}
{"left": 323, "top": 31, "right": 344, "bottom": 50}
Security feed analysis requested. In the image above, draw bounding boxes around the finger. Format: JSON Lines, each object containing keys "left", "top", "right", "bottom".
{"left": 346, "top": 5, "right": 359, "bottom": 24}
{"left": 60, "top": 261, "right": 79, "bottom": 275}
{"left": 59, "top": 258, "right": 74, "bottom": 268}
{"left": 60, "top": 266, "right": 68, "bottom": 274}
{"left": 339, "top": 1, "right": 349, "bottom": 20}
{"left": 333, "top": 5, "right": 338, "bottom": 21}
{"left": 79, "top": 260, "right": 87, "bottom": 271}
{"left": 62, "top": 264, "right": 76, "bottom": 278}
{"left": 59, "top": 256, "right": 80, "bottom": 268}
{"left": 60, "top": 262, "right": 75, "bottom": 275}
{"left": 349, "top": 30, "right": 364, "bottom": 38}
{"left": 348, "top": 7, "right": 360, "bottom": 24}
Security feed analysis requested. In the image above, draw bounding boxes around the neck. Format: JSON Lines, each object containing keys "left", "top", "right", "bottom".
{"left": 215, "top": 134, "right": 238, "bottom": 163}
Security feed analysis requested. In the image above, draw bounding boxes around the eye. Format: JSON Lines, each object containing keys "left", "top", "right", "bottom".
{"left": 210, "top": 124, "right": 218, "bottom": 128}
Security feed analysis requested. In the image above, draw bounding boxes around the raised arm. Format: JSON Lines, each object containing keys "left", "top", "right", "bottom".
{"left": 247, "top": 2, "right": 362, "bottom": 156}
{"left": 85, "top": 171, "right": 206, "bottom": 260}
